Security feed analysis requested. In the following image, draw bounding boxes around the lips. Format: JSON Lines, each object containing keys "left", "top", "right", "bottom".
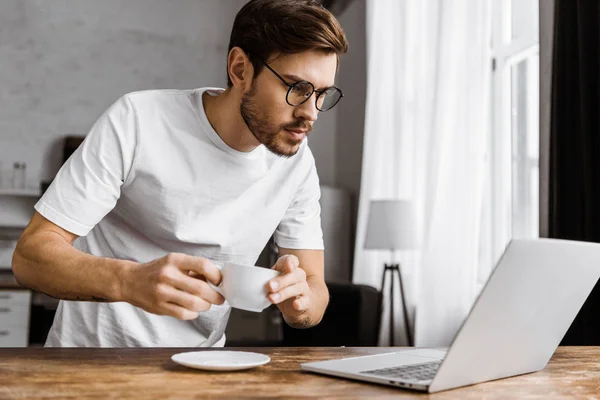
{"left": 284, "top": 129, "right": 307, "bottom": 141}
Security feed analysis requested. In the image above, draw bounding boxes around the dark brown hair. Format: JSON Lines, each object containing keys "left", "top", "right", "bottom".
{"left": 226, "top": 0, "right": 349, "bottom": 87}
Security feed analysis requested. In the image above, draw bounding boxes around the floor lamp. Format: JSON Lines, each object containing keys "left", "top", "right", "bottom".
{"left": 364, "top": 200, "right": 417, "bottom": 347}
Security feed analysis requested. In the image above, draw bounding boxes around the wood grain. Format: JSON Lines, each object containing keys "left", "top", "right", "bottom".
{"left": 0, "top": 347, "right": 598, "bottom": 399}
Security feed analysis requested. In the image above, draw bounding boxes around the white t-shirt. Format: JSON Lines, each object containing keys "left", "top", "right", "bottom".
{"left": 35, "top": 87, "right": 324, "bottom": 347}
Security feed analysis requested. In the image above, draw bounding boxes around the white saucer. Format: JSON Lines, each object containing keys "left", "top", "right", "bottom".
{"left": 171, "top": 350, "right": 270, "bottom": 371}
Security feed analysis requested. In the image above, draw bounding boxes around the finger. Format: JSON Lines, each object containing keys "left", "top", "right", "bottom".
{"left": 272, "top": 254, "right": 300, "bottom": 273}
{"left": 267, "top": 266, "right": 306, "bottom": 292}
{"left": 158, "top": 266, "right": 225, "bottom": 305}
{"left": 160, "top": 302, "right": 199, "bottom": 321}
{"left": 160, "top": 285, "right": 212, "bottom": 313}
{"left": 269, "top": 281, "right": 308, "bottom": 304}
{"left": 292, "top": 296, "right": 309, "bottom": 312}
{"left": 166, "top": 253, "right": 222, "bottom": 286}
{"left": 171, "top": 275, "right": 225, "bottom": 305}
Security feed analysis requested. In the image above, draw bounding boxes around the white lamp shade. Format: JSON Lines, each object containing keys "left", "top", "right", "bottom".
{"left": 364, "top": 199, "right": 418, "bottom": 250}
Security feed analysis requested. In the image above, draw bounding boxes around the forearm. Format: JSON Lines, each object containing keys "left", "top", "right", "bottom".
{"left": 12, "top": 231, "right": 134, "bottom": 302}
{"left": 305, "top": 275, "right": 329, "bottom": 325}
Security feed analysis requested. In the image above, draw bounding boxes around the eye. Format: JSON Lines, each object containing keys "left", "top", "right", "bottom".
{"left": 292, "top": 82, "right": 313, "bottom": 97}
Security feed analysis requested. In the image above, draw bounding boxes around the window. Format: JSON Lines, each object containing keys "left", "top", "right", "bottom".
{"left": 479, "top": 0, "right": 540, "bottom": 283}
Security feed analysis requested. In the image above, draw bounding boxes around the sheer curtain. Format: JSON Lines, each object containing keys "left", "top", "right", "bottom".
{"left": 353, "top": 0, "right": 491, "bottom": 347}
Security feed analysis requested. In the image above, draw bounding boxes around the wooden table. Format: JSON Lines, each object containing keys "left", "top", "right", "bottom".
{"left": 0, "top": 347, "right": 598, "bottom": 399}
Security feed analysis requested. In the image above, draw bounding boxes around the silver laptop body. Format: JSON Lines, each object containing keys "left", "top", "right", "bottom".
{"left": 301, "top": 238, "right": 600, "bottom": 393}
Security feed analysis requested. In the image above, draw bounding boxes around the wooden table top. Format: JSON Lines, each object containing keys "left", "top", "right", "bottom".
{"left": 0, "top": 347, "right": 598, "bottom": 399}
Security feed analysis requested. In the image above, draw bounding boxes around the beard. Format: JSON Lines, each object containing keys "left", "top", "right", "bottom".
{"left": 240, "top": 84, "right": 311, "bottom": 158}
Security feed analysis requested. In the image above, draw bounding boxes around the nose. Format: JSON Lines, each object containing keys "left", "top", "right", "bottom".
{"left": 294, "top": 96, "right": 319, "bottom": 123}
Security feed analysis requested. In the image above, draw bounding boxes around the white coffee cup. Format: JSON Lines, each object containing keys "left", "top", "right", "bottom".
{"left": 209, "top": 262, "right": 280, "bottom": 313}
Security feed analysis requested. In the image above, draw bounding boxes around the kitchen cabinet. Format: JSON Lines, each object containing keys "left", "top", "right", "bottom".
{"left": 0, "top": 289, "right": 31, "bottom": 347}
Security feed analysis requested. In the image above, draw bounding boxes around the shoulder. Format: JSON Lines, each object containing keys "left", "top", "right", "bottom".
{"left": 120, "top": 88, "right": 196, "bottom": 108}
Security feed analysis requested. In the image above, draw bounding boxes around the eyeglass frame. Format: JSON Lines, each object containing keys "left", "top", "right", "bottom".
{"left": 253, "top": 55, "right": 344, "bottom": 112}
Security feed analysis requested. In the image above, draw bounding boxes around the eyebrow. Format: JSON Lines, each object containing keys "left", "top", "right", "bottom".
{"left": 283, "top": 73, "right": 334, "bottom": 91}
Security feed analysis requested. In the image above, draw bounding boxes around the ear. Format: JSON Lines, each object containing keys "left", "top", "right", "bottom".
{"left": 227, "top": 47, "right": 254, "bottom": 91}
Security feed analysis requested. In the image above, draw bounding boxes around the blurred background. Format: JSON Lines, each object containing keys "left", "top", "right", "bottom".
{"left": 2, "top": 0, "right": 597, "bottom": 349}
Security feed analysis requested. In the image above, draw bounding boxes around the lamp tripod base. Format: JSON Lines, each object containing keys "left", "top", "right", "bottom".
{"left": 380, "top": 263, "right": 412, "bottom": 346}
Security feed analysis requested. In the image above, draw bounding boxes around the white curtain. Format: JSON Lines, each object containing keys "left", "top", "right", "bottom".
{"left": 353, "top": 0, "right": 491, "bottom": 347}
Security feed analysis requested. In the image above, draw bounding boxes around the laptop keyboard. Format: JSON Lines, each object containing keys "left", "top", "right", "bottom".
{"left": 361, "top": 361, "right": 441, "bottom": 382}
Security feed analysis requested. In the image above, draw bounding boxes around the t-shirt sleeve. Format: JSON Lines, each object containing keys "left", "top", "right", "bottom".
{"left": 34, "top": 95, "right": 138, "bottom": 236}
{"left": 273, "top": 157, "right": 325, "bottom": 250}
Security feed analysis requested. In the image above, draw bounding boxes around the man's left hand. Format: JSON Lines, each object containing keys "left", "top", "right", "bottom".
{"left": 267, "top": 254, "right": 313, "bottom": 326}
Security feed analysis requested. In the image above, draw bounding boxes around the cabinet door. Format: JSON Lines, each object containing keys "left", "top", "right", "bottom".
{"left": 0, "top": 327, "right": 28, "bottom": 347}
{"left": 0, "top": 303, "right": 29, "bottom": 327}
{"left": 0, "top": 290, "right": 31, "bottom": 347}
{"left": 0, "top": 290, "right": 31, "bottom": 307}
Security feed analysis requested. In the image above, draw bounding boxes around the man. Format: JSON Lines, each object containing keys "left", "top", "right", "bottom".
{"left": 11, "top": 0, "right": 348, "bottom": 347}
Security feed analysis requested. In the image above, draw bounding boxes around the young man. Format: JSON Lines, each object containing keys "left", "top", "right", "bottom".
{"left": 11, "top": 0, "right": 348, "bottom": 347}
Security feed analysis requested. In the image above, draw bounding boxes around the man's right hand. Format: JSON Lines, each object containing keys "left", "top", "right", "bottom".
{"left": 122, "top": 253, "right": 225, "bottom": 320}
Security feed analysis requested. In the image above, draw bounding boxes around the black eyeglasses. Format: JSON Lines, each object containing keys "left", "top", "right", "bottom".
{"left": 256, "top": 57, "right": 343, "bottom": 112}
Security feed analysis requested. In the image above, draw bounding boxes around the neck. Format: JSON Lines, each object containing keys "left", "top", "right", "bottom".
{"left": 202, "top": 89, "right": 261, "bottom": 153}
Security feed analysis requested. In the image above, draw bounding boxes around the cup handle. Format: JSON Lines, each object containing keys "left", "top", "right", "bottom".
{"left": 208, "top": 282, "right": 224, "bottom": 296}
{"left": 206, "top": 262, "right": 225, "bottom": 295}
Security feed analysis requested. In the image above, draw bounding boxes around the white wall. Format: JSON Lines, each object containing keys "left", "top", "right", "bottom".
{"left": 334, "top": 0, "right": 366, "bottom": 196}
{"left": 0, "top": 0, "right": 247, "bottom": 187}
{"left": 307, "top": 105, "right": 338, "bottom": 186}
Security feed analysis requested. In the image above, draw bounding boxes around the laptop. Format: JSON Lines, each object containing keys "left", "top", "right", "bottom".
{"left": 301, "top": 238, "right": 600, "bottom": 393}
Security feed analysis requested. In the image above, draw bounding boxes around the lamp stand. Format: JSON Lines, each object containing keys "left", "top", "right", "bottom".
{"left": 380, "top": 263, "right": 412, "bottom": 346}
